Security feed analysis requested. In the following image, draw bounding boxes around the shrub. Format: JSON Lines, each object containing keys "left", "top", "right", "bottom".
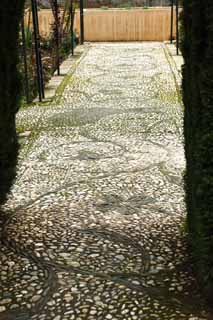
{"left": 182, "top": 0, "right": 213, "bottom": 301}
{"left": 0, "top": 1, "right": 25, "bottom": 205}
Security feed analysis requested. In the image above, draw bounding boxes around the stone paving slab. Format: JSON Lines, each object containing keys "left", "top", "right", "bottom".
{"left": 0, "top": 43, "right": 211, "bottom": 320}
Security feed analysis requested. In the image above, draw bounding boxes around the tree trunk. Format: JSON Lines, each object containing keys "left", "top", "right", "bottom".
{"left": 182, "top": 0, "right": 213, "bottom": 301}
{"left": 0, "top": 1, "right": 25, "bottom": 205}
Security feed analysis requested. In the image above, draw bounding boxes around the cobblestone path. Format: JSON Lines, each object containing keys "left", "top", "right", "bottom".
{"left": 0, "top": 43, "right": 209, "bottom": 320}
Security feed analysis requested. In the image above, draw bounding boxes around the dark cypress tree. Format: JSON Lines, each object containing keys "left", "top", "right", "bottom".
{"left": 182, "top": 0, "right": 213, "bottom": 300}
{"left": 0, "top": 1, "right": 25, "bottom": 205}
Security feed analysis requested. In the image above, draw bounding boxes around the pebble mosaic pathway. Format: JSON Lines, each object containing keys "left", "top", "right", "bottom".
{"left": 0, "top": 43, "right": 211, "bottom": 319}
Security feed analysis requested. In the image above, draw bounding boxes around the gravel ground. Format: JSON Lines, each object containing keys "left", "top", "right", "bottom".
{"left": 0, "top": 43, "right": 210, "bottom": 320}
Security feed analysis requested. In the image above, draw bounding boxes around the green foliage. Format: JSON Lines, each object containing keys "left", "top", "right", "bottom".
{"left": 182, "top": 0, "right": 213, "bottom": 302}
{"left": 60, "top": 32, "right": 77, "bottom": 57}
{"left": 0, "top": 1, "right": 25, "bottom": 205}
{"left": 19, "top": 26, "right": 76, "bottom": 104}
{"left": 19, "top": 28, "right": 52, "bottom": 103}
{"left": 25, "top": 26, "right": 33, "bottom": 49}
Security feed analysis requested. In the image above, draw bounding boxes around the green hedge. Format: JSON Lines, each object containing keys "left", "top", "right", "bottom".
{"left": 0, "top": 1, "right": 25, "bottom": 205}
{"left": 182, "top": 0, "right": 213, "bottom": 301}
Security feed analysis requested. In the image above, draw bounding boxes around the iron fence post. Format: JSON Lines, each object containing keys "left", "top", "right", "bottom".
{"left": 54, "top": 0, "right": 60, "bottom": 76}
{"left": 176, "top": 0, "right": 179, "bottom": 55}
{"left": 21, "top": 17, "right": 30, "bottom": 103}
{"left": 34, "top": 0, "right": 45, "bottom": 98}
{"left": 170, "top": 0, "right": 174, "bottom": 43}
{"left": 70, "top": 0, "right": 74, "bottom": 55}
{"left": 31, "top": 0, "right": 42, "bottom": 101}
{"left": 31, "top": 0, "right": 45, "bottom": 101}
{"left": 80, "top": 0, "right": 84, "bottom": 44}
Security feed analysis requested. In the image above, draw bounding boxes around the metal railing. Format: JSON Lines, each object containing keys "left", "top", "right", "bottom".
{"left": 170, "top": 0, "right": 180, "bottom": 55}
{"left": 20, "top": 0, "right": 84, "bottom": 103}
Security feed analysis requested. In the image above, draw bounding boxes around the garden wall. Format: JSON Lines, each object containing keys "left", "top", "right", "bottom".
{"left": 27, "top": 8, "right": 177, "bottom": 41}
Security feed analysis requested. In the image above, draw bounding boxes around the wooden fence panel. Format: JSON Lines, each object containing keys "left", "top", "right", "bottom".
{"left": 25, "top": 8, "right": 177, "bottom": 41}
{"left": 74, "top": 8, "right": 177, "bottom": 41}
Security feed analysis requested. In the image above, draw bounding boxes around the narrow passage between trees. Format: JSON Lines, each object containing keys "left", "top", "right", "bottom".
{"left": 0, "top": 43, "right": 208, "bottom": 320}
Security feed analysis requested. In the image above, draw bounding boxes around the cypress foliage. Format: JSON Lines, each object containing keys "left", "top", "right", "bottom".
{"left": 182, "top": 0, "right": 213, "bottom": 300}
{"left": 0, "top": 1, "right": 25, "bottom": 205}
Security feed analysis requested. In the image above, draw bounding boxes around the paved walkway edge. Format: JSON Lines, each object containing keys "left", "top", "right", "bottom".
{"left": 163, "top": 43, "right": 183, "bottom": 103}
{"left": 34, "top": 44, "right": 91, "bottom": 104}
